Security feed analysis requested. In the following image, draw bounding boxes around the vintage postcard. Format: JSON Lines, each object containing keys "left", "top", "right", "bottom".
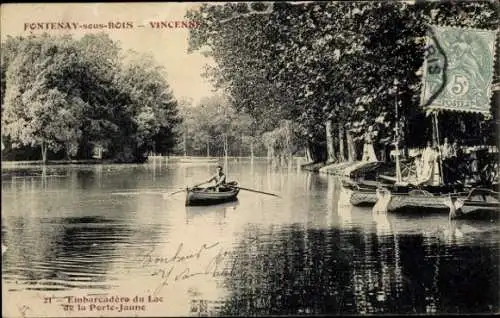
{"left": 1, "top": 1, "right": 499, "bottom": 317}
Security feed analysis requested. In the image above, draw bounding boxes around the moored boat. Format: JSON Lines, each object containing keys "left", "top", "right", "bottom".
{"left": 350, "top": 190, "right": 379, "bottom": 207}
{"left": 342, "top": 178, "right": 380, "bottom": 206}
{"left": 185, "top": 182, "right": 239, "bottom": 206}
{"left": 372, "top": 187, "right": 466, "bottom": 214}
{"left": 445, "top": 188, "right": 500, "bottom": 220}
{"left": 344, "top": 176, "right": 465, "bottom": 209}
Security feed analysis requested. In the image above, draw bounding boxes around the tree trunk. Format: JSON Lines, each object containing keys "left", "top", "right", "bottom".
{"left": 224, "top": 134, "right": 228, "bottom": 158}
{"left": 271, "top": 148, "right": 277, "bottom": 168}
{"left": 325, "top": 119, "right": 336, "bottom": 163}
{"left": 65, "top": 142, "right": 72, "bottom": 161}
{"left": 250, "top": 140, "right": 254, "bottom": 159}
{"left": 305, "top": 146, "right": 313, "bottom": 163}
{"left": 338, "top": 126, "right": 346, "bottom": 162}
{"left": 41, "top": 141, "right": 48, "bottom": 164}
{"left": 240, "top": 134, "right": 244, "bottom": 157}
{"left": 346, "top": 130, "right": 356, "bottom": 162}
{"left": 183, "top": 135, "right": 186, "bottom": 157}
{"left": 207, "top": 139, "right": 210, "bottom": 157}
{"left": 287, "top": 122, "right": 293, "bottom": 162}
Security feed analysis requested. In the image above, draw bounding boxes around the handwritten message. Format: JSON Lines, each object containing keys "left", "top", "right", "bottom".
{"left": 14, "top": 238, "right": 259, "bottom": 317}
{"left": 139, "top": 237, "right": 259, "bottom": 296}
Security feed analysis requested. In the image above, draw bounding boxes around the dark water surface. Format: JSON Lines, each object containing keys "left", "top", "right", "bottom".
{"left": 2, "top": 160, "right": 499, "bottom": 316}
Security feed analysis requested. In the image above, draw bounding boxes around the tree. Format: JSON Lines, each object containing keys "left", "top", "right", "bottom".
{"left": 177, "top": 94, "right": 264, "bottom": 157}
{"left": 186, "top": 1, "right": 499, "bottom": 163}
{"left": 115, "top": 51, "right": 181, "bottom": 158}
{"left": 2, "top": 35, "right": 83, "bottom": 162}
{"left": 1, "top": 33, "right": 182, "bottom": 163}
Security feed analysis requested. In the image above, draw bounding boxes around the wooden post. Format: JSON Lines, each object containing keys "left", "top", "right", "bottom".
{"left": 433, "top": 112, "right": 444, "bottom": 184}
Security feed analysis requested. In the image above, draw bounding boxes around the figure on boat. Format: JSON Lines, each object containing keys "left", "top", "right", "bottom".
{"left": 416, "top": 140, "right": 441, "bottom": 186}
{"left": 185, "top": 166, "right": 239, "bottom": 206}
{"left": 203, "top": 165, "right": 227, "bottom": 192}
{"left": 361, "top": 126, "right": 378, "bottom": 162}
{"left": 441, "top": 138, "right": 458, "bottom": 184}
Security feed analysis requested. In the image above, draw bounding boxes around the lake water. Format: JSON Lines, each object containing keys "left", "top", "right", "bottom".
{"left": 2, "top": 159, "right": 499, "bottom": 316}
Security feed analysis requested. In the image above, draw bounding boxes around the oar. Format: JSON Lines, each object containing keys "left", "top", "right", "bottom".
{"left": 163, "top": 182, "right": 207, "bottom": 198}
{"left": 111, "top": 191, "right": 169, "bottom": 196}
{"left": 165, "top": 188, "right": 187, "bottom": 197}
{"left": 234, "top": 186, "right": 281, "bottom": 198}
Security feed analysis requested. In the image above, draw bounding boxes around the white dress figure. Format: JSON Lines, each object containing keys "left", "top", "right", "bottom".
{"left": 362, "top": 126, "right": 378, "bottom": 162}
{"left": 415, "top": 153, "right": 423, "bottom": 181}
{"left": 432, "top": 152, "right": 441, "bottom": 185}
{"left": 419, "top": 142, "right": 440, "bottom": 185}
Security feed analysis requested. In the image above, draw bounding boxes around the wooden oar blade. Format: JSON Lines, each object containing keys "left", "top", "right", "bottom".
{"left": 237, "top": 186, "right": 281, "bottom": 198}
{"left": 162, "top": 181, "right": 207, "bottom": 200}
{"left": 111, "top": 189, "right": 181, "bottom": 196}
{"left": 162, "top": 188, "right": 187, "bottom": 199}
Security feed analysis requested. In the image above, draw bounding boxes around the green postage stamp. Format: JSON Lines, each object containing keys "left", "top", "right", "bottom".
{"left": 421, "top": 25, "right": 497, "bottom": 115}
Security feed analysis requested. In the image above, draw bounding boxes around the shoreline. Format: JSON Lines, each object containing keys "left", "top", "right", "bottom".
{"left": 1, "top": 156, "right": 306, "bottom": 168}
{"left": 1, "top": 159, "right": 116, "bottom": 167}
{"left": 301, "top": 160, "right": 380, "bottom": 176}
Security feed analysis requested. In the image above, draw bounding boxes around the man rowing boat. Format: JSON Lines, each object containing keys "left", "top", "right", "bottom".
{"left": 203, "top": 165, "right": 226, "bottom": 192}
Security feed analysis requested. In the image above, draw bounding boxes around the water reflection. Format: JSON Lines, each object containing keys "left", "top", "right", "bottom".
{"left": 1, "top": 162, "right": 498, "bottom": 316}
{"left": 219, "top": 223, "right": 498, "bottom": 315}
{"left": 185, "top": 201, "right": 240, "bottom": 225}
{"left": 2, "top": 216, "right": 130, "bottom": 291}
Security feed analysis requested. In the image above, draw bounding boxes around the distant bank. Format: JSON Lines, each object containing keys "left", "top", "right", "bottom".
{"left": 1, "top": 159, "right": 114, "bottom": 167}
{"left": 1, "top": 156, "right": 308, "bottom": 167}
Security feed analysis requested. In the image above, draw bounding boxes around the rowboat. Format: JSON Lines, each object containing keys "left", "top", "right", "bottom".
{"left": 445, "top": 188, "right": 500, "bottom": 220}
{"left": 185, "top": 182, "right": 239, "bottom": 206}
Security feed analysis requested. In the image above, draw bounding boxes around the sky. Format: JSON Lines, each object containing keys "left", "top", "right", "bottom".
{"left": 0, "top": 2, "right": 217, "bottom": 104}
